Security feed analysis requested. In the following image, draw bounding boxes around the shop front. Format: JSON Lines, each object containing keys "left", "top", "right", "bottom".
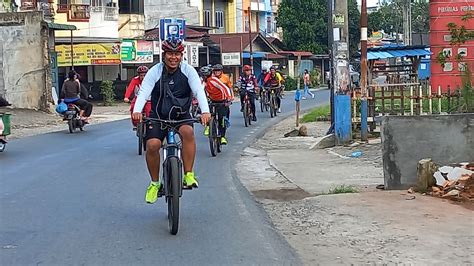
{"left": 55, "top": 42, "right": 122, "bottom": 99}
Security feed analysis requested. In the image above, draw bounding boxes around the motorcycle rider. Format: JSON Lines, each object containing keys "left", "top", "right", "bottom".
{"left": 60, "top": 71, "right": 93, "bottom": 122}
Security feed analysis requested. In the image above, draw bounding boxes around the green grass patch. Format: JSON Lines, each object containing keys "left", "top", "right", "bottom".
{"left": 301, "top": 105, "right": 330, "bottom": 123}
{"left": 328, "top": 185, "right": 359, "bottom": 194}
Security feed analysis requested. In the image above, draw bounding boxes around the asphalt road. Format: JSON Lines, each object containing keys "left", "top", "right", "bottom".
{"left": 0, "top": 89, "right": 329, "bottom": 265}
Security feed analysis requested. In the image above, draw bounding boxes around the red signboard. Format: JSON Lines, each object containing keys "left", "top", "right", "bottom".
{"left": 430, "top": 0, "right": 474, "bottom": 92}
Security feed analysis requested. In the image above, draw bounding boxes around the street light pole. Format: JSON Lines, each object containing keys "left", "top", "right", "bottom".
{"left": 248, "top": 7, "right": 254, "bottom": 70}
{"left": 360, "top": 0, "right": 368, "bottom": 141}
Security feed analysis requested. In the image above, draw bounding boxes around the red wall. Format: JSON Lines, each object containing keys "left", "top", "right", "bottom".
{"left": 430, "top": 0, "right": 474, "bottom": 92}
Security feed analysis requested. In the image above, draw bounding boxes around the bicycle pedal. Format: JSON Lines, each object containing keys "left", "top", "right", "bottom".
{"left": 157, "top": 186, "right": 164, "bottom": 197}
{"left": 182, "top": 186, "right": 193, "bottom": 190}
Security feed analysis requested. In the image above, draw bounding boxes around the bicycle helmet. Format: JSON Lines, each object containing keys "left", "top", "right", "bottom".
{"left": 137, "top": 65, "right": 149, "bottom": 73}
{"left": 243, "top": 65, "right": 252, "bottom": 71}
{"left": 269, "top": 66, "right": 276, "bottom": 71}
{"left": 162, "top": 39, "right": 185, "bottom": 53}
{"left": 200, "top": 66, "right": 212, "bottom": 77}
{"left": 212, "top": 64, "right": 224, "bottom": 71}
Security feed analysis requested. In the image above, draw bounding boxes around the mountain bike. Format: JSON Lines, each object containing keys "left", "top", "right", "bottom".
{"left": 268, "top": 87, "right": 279, "bottom": 118}
{"left": 259, "top": 89, "right": 269, "bottom": 112}
{"left": 143, "top": 116, "right": 200, "bottom": 235}
{"left": 242, "top": 91, "right": 253, "bottom": 127}
{"left": 208, "top": 101, "right": 229, "bottom": 157}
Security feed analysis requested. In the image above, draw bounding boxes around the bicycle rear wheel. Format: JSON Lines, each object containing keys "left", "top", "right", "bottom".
{"left": 243, "top": 102, "right": 249, "bottom": 127}
{"left": 167, "top": 157, "right": 181, "bottom": 235}
{"left": 208, "top": 117, "right": 217, "bottom": 157}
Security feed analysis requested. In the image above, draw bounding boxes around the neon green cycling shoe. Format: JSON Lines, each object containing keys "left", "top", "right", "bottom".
{"left": 203, "top": 126, "right": 209, "bottom": 136}
{"left": 183, "top": 172, "right": 199, "bottom": 188}
{"left": 221, "top": 137, "right": 228, "bottom": 145}
{"left": 145, "top": 182, "right": 161, "bottom": 204}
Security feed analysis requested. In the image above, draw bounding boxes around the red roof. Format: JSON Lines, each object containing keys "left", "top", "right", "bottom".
{"left": 266, "top": 53, "right": 287, "bottom": 59}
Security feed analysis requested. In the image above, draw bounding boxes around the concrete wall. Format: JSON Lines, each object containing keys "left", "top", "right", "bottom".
{"left": 119, "top": 14, "right": 144, "bottom": 39}
{"left": 382, "top": 114, "right": 474, "bottom": 190}
{"left": 0, "top": 11, "right": 51, "bottom": 110}
{"left": 144, "top": 0, "right": 199, "bottom": 30}
{"left": 55, "top": 5, "right": 119, "bottom": 38}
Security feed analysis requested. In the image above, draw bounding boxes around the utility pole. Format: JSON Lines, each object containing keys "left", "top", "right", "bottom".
{"left": 360, "top": 0, "right": 368, "bottom": 141}
{"left": 248, "top": 7, "right": 254, "bottom": 70}
{"left": 330, "top": 0, "right": 352, "bottom": 144}
{"left": 402, "top": 0, "right": 412, "bottom": 45}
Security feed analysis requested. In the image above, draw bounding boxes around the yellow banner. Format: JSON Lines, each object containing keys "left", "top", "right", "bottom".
{"left": 56, "top": 43, "right": 121, "bottom": 67}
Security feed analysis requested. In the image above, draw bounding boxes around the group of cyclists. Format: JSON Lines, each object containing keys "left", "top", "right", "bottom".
{"left": 123, "top": 38, "right": 287, "bottom": 204}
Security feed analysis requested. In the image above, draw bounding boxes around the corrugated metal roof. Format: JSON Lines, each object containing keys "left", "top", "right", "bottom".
{"left": 367, "top": 48, "right": 431, "bottom": 60}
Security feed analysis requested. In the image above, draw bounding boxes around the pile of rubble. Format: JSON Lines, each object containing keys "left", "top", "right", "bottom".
{"left": 431, "top": 163, "right": 474, "bottom": 200}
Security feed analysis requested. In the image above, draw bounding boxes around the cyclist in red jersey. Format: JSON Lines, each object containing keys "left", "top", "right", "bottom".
{"left": 124, "top": 66, "right": 151, "bottom": 127}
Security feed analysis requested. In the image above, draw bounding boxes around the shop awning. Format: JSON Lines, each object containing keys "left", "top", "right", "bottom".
{"left": 47, "top": 22, "right": 77, "bottom": 31}
{"left": 364, "top": 45, "right": 431, "bottom": 60}
{"left": 242, "top": 52, "right": 268, "bottom": 59}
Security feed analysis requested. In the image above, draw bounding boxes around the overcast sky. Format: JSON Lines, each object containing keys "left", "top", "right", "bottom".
{"left": 357, "top": 0, "right": 381, "bottom": 7}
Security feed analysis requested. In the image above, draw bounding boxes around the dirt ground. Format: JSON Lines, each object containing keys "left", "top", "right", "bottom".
{"left": 236, "top": 115, "right": 474, "bottom": 265}
{"left": 1, "top": 102, "right": 130, "bottom": 139}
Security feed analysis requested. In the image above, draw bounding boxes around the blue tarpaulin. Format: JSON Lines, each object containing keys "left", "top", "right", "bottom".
{"left": 242, "top": 52, "right": 267, "bottom": 59}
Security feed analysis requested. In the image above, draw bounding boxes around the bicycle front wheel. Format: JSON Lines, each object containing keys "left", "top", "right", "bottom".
{"left": 167, "top": 157, "right": 181, "bottom": 235}
{"left": 269, "top": 95, "right": 275, "bottom": 118}
{"left": 137, "top": 122, "right": 144, "bottom": 155}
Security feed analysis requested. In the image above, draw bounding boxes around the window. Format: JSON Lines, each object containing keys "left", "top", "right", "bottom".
{"left": 266, "top": 16, "right": 272, "bottom": 33}
{"left": 204, "top": 10, "right": 211, "bottom": 27}
{"left": 244, "top": 14, "right": 249, "bottom": 32}
{"left": 215, "top": 11, "right": 224, "bottom": 28}
{"left": 119, "top": 0, "right": 144, "bottom": 14}
{"left": 57, "top": 0, "right": 68, "bottom": 12}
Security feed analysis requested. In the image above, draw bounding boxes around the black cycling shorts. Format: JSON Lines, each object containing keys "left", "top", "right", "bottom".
{"left": 145, "top": 113, "right": 194, "bottom": 142}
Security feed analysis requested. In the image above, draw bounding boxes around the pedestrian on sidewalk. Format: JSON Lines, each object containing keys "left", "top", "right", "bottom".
{"left": 302, "top": 69, "right": 315, "bottom": 99}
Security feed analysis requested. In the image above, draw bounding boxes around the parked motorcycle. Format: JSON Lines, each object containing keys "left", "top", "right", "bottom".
{"left": 0, "top": 112, "right": 11, "bottom": 152}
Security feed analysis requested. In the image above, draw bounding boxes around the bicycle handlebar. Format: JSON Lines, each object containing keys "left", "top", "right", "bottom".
{"left": 143, "top": 117, "right": 201, "bottom": 125}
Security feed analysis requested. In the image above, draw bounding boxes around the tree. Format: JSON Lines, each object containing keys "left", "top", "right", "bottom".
{"left": 411, "top": 1, "right": 430, "bottom": 34}
{"left": 368, "top": 0, "right": 429, "bottom": 37}
{"left": 348, "top": 0, "right": 361, "bottom": 57}
{"left": 276, "top": 0, "right": 360, "bottom": 57}
{"left": 277, "top": 0, "right": 328, "bottom": 54}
